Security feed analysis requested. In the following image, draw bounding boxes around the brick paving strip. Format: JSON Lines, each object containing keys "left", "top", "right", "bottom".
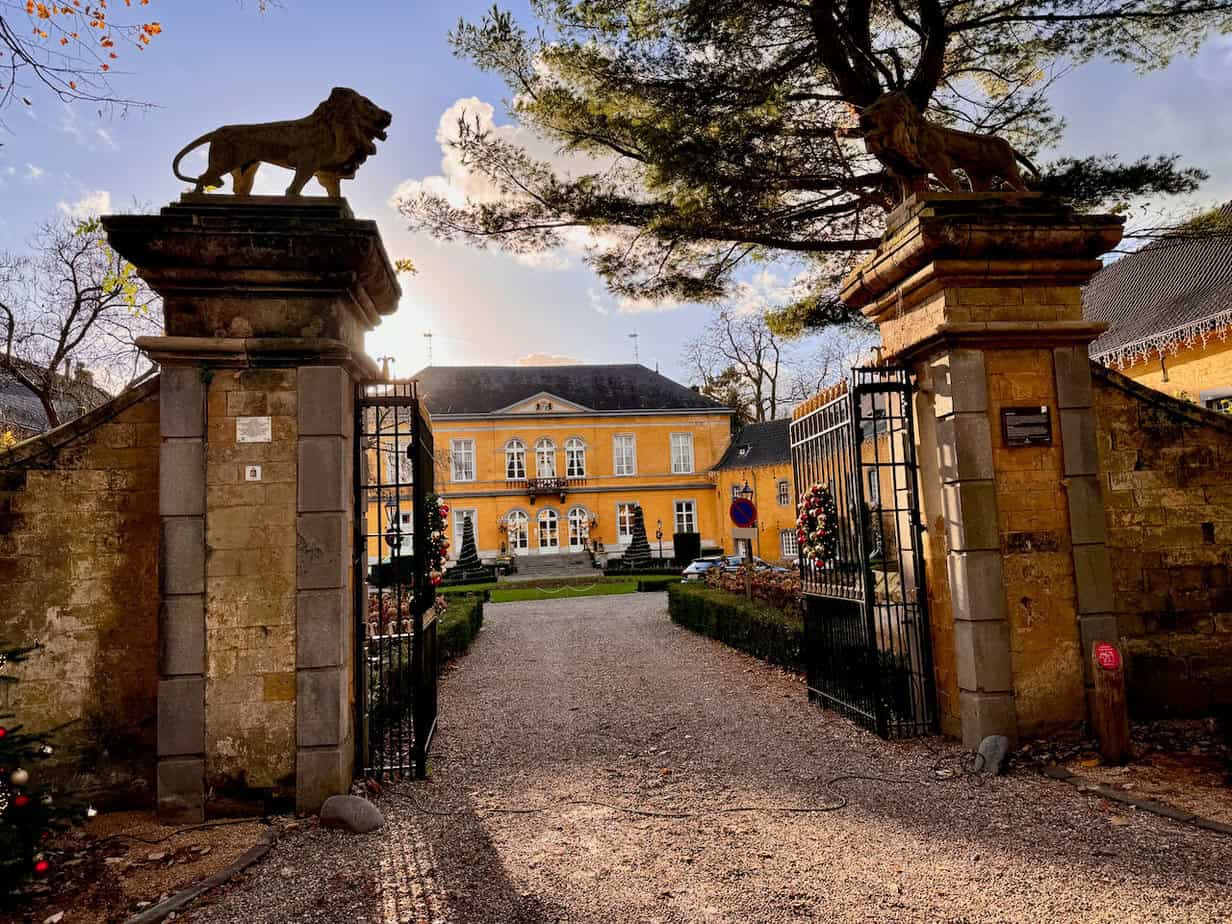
{"left": 185, "top": 595, "right": 1232, "bottom": 924}
{"left": 1041, "top": 765, "right": 1232, "bottom": 836}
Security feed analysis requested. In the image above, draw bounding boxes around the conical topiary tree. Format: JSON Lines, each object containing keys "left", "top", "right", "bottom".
{"left": 623, "top": 505, "right": 653, "bottom": 570}
{"left": 454, "top": 515, "right": 484, "bottom": 578}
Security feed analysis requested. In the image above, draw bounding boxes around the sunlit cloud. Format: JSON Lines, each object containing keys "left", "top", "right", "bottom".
{"left": 57, "top": 190, "right": 112, "bottom": 219}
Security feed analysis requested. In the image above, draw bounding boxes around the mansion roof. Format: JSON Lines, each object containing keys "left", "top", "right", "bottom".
{"left": 713, "top": 419, "right": 791, "bottom": 471}
{"left": 411, "top": 364, "right": 730, "bottom": 417}
{"left": 0, "top": 360, "right": 111, "bottom": 437}
{"left": 1085, "top": 202, "right": 1232, "bottom": 367}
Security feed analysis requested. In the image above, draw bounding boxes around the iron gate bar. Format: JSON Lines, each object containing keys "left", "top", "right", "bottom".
{"left": 791, "top": 366, "right": 938, "bottom": 739}
{"left": 353, "top": 379, "right": 438, "bottom": 780}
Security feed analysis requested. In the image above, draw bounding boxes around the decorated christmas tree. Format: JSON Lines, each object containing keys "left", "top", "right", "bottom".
{"left": 452, "top": 515, "right": 485, "bottom": 579}
{"left": 622, "top": 505, "right": 653, "bottom": 569}
{"left": 1, "top": 643, "right": 79, "bottom": 901}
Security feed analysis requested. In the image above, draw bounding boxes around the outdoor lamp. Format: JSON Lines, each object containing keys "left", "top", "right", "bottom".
{"left": 384, "top": 498, "right": 398, "bottom": 527}
{"left": 739, "top": 480, "right": 754, "bottom": 499}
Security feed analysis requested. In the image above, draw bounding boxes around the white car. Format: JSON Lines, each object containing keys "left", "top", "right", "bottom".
{"left": 681, "top": 556, "right": 723, "bottom": 582}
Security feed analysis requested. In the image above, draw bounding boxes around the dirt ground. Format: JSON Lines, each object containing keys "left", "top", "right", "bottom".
{"left": 176, "top": 594, "right": 1232, "bottom": 924}
{"left": 2, "top": 811, "right": 271, "bottom": 924}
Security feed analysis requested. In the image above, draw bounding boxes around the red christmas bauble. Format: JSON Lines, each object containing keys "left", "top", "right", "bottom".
{"left": 13, "top": 794, "right": 30, "bottom": 808}
{"left": 33, "top": 859, "right": 50, "bottom": 876}
{"left": 0, "top": 726, "right": 7, "bottom": 738}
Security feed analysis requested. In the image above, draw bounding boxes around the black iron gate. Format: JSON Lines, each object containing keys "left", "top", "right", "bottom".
{"left": 790, "top": 366, "right": 936, "bottom": 738}
{"left": 354, "top": 379, "right": 438, "bottom": 779}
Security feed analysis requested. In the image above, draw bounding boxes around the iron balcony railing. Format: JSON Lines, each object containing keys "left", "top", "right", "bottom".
{"left": 505, "top": 476, "right": 586, "bottom": 501}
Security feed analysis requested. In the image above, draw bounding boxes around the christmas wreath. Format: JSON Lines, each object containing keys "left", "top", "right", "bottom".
{"left": 796, "top": 484, "right": 839, "bottom": 566}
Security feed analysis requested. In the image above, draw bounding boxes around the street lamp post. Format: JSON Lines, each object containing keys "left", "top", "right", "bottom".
{"left": 738, "top": 480, "right": 755, "bottom": 600}
{"left": 655, "top": 518, "right": 664, "bottom": 561}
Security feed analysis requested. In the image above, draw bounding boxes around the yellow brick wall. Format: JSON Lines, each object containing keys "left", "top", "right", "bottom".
{"left": 983, "top": 348, "right": 1086, "bottom": 734}
{"left": 0, "top": 382, "right": 160, "bottom": 784}
{"left": 204, "top": 369, "right": 298, "bottom": 793}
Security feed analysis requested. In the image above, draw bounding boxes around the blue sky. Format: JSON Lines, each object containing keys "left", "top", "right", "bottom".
{"left": 2, "top": 2, "right": 1231, "bottom": 384}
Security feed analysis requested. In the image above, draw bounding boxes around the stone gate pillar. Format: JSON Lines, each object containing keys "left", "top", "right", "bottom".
{"left": 104, "top": 196, "right": 398, "bottom": 820}
{"left": 840, "top": 193, "right": 1124, "bottom": 746}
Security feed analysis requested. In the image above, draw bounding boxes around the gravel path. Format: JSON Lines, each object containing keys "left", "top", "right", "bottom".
{"left": 188, "top": 594, "right": 1232, "bottom": 923}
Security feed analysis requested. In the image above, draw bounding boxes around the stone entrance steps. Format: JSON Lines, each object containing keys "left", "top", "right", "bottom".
{"left": 501, "top": 551, "right": 595, "bottom": 582}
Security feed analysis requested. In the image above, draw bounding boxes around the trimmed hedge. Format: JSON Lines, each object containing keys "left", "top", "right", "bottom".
{"left": 636, "top": 575, "right": 680, "bottom": 592}
{"left": 438, "top": 594, "right": 484, "bottom": 662}
{"left": 603, "top": 561, "right": 679, "bottom": 576}
{"left": 667, "top": 583, "right": 804, "bottom": 671}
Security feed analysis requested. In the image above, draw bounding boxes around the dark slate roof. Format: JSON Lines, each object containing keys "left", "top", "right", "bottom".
{"left": 1085, "top": 202, "right": 1232, "bottom": 363}
{"left": 713, "top": 419, "right": 791, "bottom": 471}
{"left": 411, "top": 364, "right": 730, "bottom": 416}
{"left": 0, "top": 361, "right": 111, "bottom": 436}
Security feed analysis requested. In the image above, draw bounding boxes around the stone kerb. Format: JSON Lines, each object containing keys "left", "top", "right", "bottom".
{"left": 105, "top": 196, "right": 396, "bottom": 821}
{"left": 840, "top": 193, "right": 1124, "bottom": 747}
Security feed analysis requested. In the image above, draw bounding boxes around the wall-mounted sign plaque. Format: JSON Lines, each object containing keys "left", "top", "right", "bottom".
{"left": 236, "top": 416, "right": 272, "bottom": 443}
{"left": 1001, "top": 405, "right": 1052, "bottom": 447}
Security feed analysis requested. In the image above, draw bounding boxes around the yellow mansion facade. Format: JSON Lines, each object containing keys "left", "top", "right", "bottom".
{"left": 412, "top": 365, "right": 736, "bottom": 561}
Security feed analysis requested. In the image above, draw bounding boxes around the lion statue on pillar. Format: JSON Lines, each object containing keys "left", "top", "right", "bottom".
{"left": 859, "top": 91, "right": 1038, "bottom": 203}
{"left": 172, "top": 87, "right": 392, "bottom": 198}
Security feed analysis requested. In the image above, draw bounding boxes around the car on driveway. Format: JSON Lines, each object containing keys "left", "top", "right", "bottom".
{"left": 719, "top": 555, "right": 789, "bottom": 574}
{"left": 681, "top": 556, "right": 723, "bottom": 582}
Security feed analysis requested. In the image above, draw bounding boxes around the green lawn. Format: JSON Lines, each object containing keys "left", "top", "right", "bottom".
{"left": 488, "top": 581, "right": 638, "bottom": 603}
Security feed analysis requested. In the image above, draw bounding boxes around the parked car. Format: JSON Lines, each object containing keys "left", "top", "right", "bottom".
{"left": 720, "top": 555, "right": 789, "bottom": 574}
{"left": 681, "top": 556, "right": 723, "bottom": 582}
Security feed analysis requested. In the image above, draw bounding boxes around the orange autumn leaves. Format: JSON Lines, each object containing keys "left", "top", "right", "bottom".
{"left": 20, "top": 0, "right": 161, "bottom": 79}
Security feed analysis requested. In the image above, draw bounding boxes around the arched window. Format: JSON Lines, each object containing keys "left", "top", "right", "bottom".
{"left": 565, "top": 438, "right": 586, "bottom": 478}
{"left": 535, "top": 438, "right": 556, "bottom": 478}
{"left": 567, "top": 506, "right": 590, "bottom": 550}
{"left": 505, "top": 439, "right": 526, "bottom": 480}
{"left": 538, "top": 508, "right": 559, "bottom": 549}
{"left": 505, "top": 510, "right": 529, "bottom": 551}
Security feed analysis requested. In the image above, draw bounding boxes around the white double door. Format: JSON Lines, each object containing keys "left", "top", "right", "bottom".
{"left": 534, "top": 507, "right": 588, "bottom": 553}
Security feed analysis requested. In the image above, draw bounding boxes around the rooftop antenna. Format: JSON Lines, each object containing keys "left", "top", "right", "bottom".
{"left": 628, "top": 332, "right": 639, "bottom": 363}
{"left": 423, "top": 330, "right": 434, "bottom": 365}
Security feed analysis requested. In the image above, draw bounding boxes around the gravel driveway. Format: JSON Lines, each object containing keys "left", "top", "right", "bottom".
{"left": 188, "top": 594, "right": 1232, "bottom": 923}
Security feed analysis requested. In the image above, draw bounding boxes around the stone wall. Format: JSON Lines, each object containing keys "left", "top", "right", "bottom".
{"left": 0, "top": 379, "right": 160, "bottom": 790}
{"left": 1093, "top": 364, "right": 1232, "bottom": 717}
{"left": 204, "top": 368, "right": 298, "bottom": 798}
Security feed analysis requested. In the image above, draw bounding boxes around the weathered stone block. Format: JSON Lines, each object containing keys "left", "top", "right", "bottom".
{"left": 297, "top": 512, "right": 348, "bottom": 590}
{"left": 298, "top": 436, "right": 349, "bottom": 513}
{"left": 159, "top": 440, "right": 204, "bottom": 517}
{"left": 937, "top": 413, "right": 994, "bottom": 483}
{"left": 947, "top": 550, "right": 1008, "bottom": 622}
{"left": 297, "top": 667, "right": 345, "bottom": 748}
{"left": 160, "top": 366, "right": 205, "bottom": 439}
{"left": 298, "top": 366, "right": 352, "bottom": 436}
{"left": 1065, "top": 475, "right": 1108, "bottom": 545}
{"left": 158, "top": 757, "right": 204, "bottom": 824}
{"left": 948, "top": 350, "right": 988, "bottom": 415}
{"left": 161, "top": 517, "right": 205, "bottom": 595}
{"left": 1054, "top": 347, "right": 1094, "bottom": 409}
{"left": 1073, "top": 543, "right": 1115, "bottom": 615}
{"left": 297, "top": 588, "right": 347, "bottom": 668}
{"left": 959, "top": 690, "right": 1018, "bottom": 749}
{"left": 157, "top": 676, "right": 204, "bottom": 757}
{"left": 954, "top": 618, "right": 1014, "bottom": 693}
{"left": 160, "top": 595, "right": 204, "bottom": 676}
{"left": 1060, "top": 408, "right": 1099, "bottom": 476}
{"left": 942, "top": 480, "right": 999, "bottom": 552}
{"left": 296, "top": 746, "right": 352, "bottom": 816}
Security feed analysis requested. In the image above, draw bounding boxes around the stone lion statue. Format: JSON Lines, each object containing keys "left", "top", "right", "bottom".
{"left": 171, "top": 87, "right": 392, "bottom": 197}
{"left": 859, "top": 91, "right": 1037, "bottom": 202}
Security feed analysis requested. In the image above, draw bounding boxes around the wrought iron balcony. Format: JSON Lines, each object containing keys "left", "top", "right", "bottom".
{"left": 506, "top": 476, "right": 586, "bottom": 502}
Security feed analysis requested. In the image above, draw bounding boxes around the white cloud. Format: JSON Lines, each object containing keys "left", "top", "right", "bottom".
{"left": 587, "top": 287, "right": 610, "bottom": 316}
{"left": 24, "top": 163, "right": 45, "bottom": 181}
{"left": 616, "top": 295, "right": 687, "bottom": 314}
{"left": 57, "top": 104, "right": 120, "bottom": 152}
{"left": 57, "top": 190, "right": 112, "bottom": 219}
{"left": 515, "top": 352, "right": 583, "bottom": 366}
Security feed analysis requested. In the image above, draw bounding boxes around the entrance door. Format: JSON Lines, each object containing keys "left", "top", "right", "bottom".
{"left": 567, "top": 506, "right": 589, "bottom": 551}
{"left": 538, "top": 508, "right": 559, "bottom": 552}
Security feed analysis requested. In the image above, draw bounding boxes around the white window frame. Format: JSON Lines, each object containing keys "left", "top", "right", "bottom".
{"left": 535, "top": 437, "right": 557, "bottom": 478}
{"left": 505, "top": 439, "right": 526, "bottom": 480}
{"left": 565, "top": 437, "right": 586, "bottom": 478}
{"left": 730, "top": 483, "right": 743, "bottom": 500}
{"left": 537, "top": 507, "right": 560, "bottom": 549}
{"left": 780, "top": 529, "right": 799, "bottom": 558}
{"left": 673, "top": 499, "right": 697, "bottom": 535}
{"left": 777, "top": 479, "right": 790, "bottom": 506}
{"left": 616, "top": 502, "right": 638, "bottom": 541}
{"left": 866, "top": 468, "right": 881, "bottom": 506}
{"left": 450, "top": 438, "right": 475, "bottom": 483}
{"left": 567, "top": 506, "right": 590, "bottom": 549}
{"left": 505, "top": 509, "right": 529, "bottom": 551}
{"left": 670, "top": 432, "right": 694, "bottom": 474}
{"left": 452, "top": 508, "right": 478, "bottom": 552}
{"left": 613, "top": 433, "right": 637, "bottom": 476}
